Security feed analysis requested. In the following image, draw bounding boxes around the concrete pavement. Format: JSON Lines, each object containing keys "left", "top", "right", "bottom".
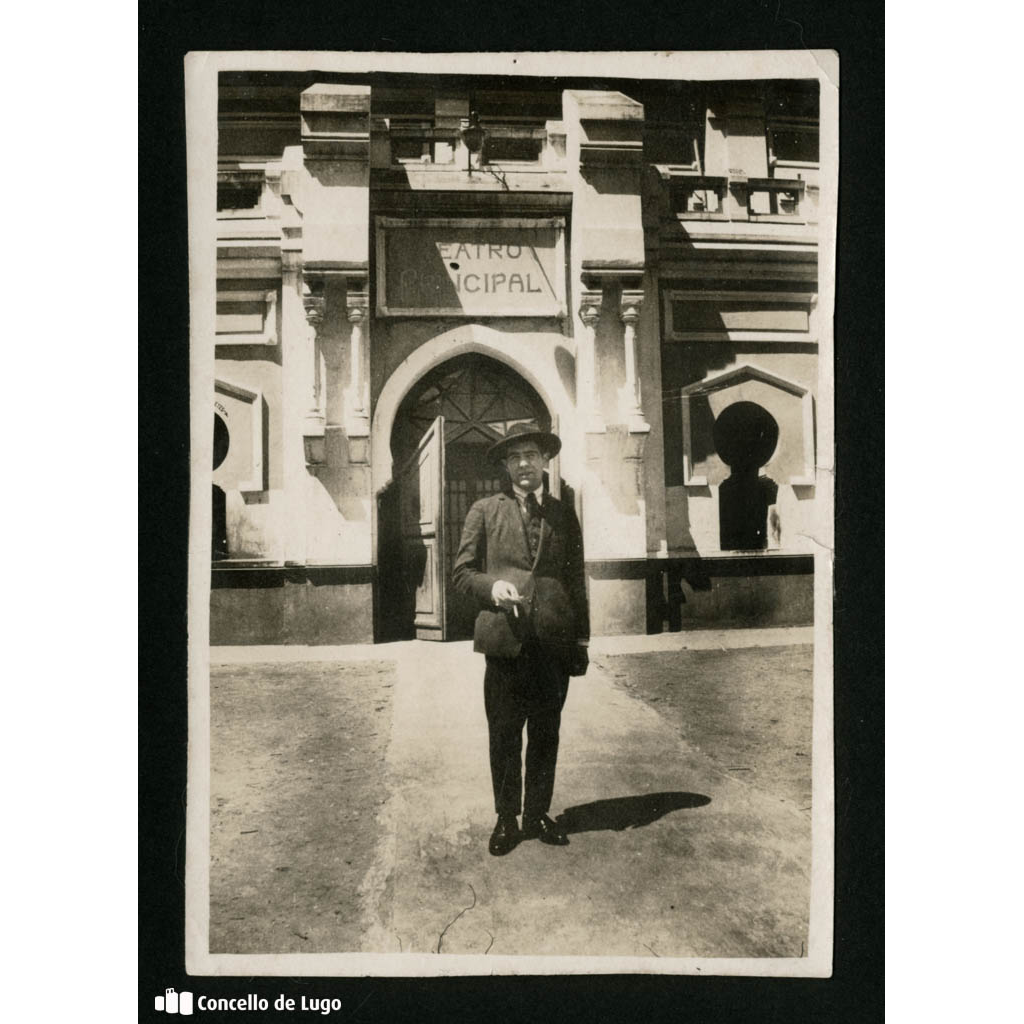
{"left": 212, "top": 627, "right": 814, "bottom": 961}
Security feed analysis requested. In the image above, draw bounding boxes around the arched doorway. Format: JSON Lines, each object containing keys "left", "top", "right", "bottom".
{"left": 377, "top": 354, "right": 552, "bottom": 641}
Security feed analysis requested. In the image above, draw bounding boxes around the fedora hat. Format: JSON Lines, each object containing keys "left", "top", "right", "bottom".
{"left": 487, "top": 421, "right": 562, "bottom": 464}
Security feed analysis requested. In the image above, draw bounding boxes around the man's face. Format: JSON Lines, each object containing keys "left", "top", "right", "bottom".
{"left": 504, "top": 441, "right": 549, "bottom": 493}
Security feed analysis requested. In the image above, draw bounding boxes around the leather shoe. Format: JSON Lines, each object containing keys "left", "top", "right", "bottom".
{"left": 488, "top": 814, "right": 520, "bottom": 856}
{"left": 521, "top": 814, "right": 569, "bottom": 846}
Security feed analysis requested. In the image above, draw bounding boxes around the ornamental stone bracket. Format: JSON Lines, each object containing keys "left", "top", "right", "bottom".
{"left": 576, "top": 289, "right": 606, "bottom": 436}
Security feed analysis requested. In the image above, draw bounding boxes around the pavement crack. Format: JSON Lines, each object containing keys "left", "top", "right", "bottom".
{"left": 436, "top": 883, "right": 477, "bottom": 954}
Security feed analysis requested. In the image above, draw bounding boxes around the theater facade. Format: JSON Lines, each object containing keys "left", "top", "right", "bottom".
{"left": 205, "top": 63, "right": 831, "bottom": 645}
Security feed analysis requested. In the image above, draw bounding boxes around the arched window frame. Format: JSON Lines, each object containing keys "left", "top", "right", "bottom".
{"left": 678, "top": 364, "right": 815, "bottom": 488}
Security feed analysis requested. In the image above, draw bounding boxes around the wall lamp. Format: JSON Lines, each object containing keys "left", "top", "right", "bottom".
{"left": 461, "top": 110, "right": 485, "bottom": 174}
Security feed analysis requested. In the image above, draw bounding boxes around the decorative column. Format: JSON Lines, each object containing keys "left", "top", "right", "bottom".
{"left": 280, "top": 254, "right": 310, "bottom": 566}
{"left": 344, "top": 282, "right": 371, "bottom": 462}
{"left": 301, "top": 278, "right": 326, "bottom": 466}
{"left": 618, "top": 288, "right": 650, "bottom": 435}
{"left": 577, "top": 290, "right": 605, "bottom": 434}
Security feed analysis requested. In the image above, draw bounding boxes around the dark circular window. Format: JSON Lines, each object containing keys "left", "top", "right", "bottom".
{"left": 712, "top": 401, "right": 779, "bottom": 471}
{"left": 213, "top": 413, "right": 230, "bottom": 471}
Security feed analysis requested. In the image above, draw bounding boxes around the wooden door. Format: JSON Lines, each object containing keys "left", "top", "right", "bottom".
{"left": 397, "top": 415, "right": 446, "bottom": 640}
{"left": 444, "top": 444, "right": 506, "bottom": 640}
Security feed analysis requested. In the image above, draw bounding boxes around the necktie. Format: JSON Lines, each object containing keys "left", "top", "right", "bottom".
{"left": 524, "top": 492, "right": 542, "bottom": 561}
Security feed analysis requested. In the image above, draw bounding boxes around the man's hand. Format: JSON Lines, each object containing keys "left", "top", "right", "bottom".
{"left": 568, "top": 645, "right": 589, "bottom": 677}
{"left": 491, "top": 579, "right": 523, "bottom": 613}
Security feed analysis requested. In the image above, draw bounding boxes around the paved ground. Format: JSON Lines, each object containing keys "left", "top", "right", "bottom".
{"left": 209, "top": 660, "right": 396, "bottom": 954}
{"left": 209, "top": 627, "right": 814, "bottom": 960}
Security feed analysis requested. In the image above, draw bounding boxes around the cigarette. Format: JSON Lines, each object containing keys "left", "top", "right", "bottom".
{"left": 513, "top": 605, "right": 519, "bottom": 618}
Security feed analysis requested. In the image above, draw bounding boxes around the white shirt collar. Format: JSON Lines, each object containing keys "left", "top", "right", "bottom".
{"left": 511, "top": 483, "right": 544, "bottom": 505}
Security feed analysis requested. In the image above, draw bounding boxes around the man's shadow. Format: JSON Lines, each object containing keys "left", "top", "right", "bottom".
{"left": 556, "top": 792, "right": 711, "bottom": 834}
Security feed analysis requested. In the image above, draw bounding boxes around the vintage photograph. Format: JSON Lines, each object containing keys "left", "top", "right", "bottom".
{"left": 185, "top": 50, "right": 836, "bottom": 976}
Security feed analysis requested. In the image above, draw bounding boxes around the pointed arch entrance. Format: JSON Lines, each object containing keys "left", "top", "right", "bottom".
{"left": 377, "top": 353, "right": 553, "bottom": 641}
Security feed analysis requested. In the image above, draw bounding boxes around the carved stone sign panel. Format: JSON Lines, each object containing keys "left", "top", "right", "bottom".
{"left": 376, "top": 217, "right": 566, "bottom": 317}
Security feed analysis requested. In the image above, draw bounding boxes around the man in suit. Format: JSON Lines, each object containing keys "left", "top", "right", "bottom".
{"left": 452, "top": 422, "right": 589, "bottom": 856}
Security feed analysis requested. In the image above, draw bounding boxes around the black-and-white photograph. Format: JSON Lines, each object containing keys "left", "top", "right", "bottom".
{"left": 185, "top": 50, "right": 836, "bottom": 977}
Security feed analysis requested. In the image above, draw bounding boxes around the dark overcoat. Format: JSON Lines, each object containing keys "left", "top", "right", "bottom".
{"left": 452, "top": 490, "right": 589, "bottom": 661}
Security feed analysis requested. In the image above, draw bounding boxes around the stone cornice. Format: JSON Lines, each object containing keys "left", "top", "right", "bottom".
{"left": 566, "top": 90, "right": 645, "bottom": 169}
{"left": 301, "top": 83, "right": 371, "bottom": 161}
{"left": 581, "top": 269, "right": 645, "bottom": 295}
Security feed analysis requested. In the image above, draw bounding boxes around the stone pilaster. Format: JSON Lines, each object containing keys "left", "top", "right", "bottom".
{"left": 301, "top": 277, "right": 327, "bottom": 465}
{"left": 577, "top": 290, "right": 605, "bottom": 435}
{"left": 280, "top": 256, "right": 310, "bottom": 565}
{"left": 344, "top": 280, "right": 371, "bottom": 464}
{"left": 618, "top": 288, "right": 651, "bottom": 437}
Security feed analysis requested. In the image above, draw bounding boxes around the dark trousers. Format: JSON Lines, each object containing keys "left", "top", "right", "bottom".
{"left": 484, "top": 642, "right": 570, "bottom": 819}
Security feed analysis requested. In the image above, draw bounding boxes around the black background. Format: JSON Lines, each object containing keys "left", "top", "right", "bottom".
{"left": 139, "top": 3, "right": 883, "bottom": 1020}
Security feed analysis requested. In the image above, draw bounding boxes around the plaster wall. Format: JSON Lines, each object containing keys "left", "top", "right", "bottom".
{"left": 575, "top": 178, "right": 645, "bottom": 270}
{"left": 703, "top": 97, "right": 730, "bottom": 177}
{"left": 722, "top": 88, "right": 770, "bottom": 178}
{"left": 637, "top": 268, "right": 668, "bottom": 557}
{"left": 667, "top": 479, "right": 817, "bottom": 556}
{"left": 656, "top": 562, "right": 814, "bottom": 629}
{"left": 210, "top": 569, "right": 373, "bottom": 645}
{"left": 562, "top": 90, "right": 645, "bottom": 273}
{"left": 593, "top": 286, "right": 627, "bottom": 422}
{"left": 726, "top": 122, "right": 770, "bottom": 178}
{"left": 318, "top": 277, "right": 354, "bottom": 427}
{"left": 579, "top": 427, "right": 648, "bottom": 559}
{"left": 299, "top": 163, "right": 370, "bottom": 267}
{"left": 304, "top": 431, "right": 373, "bottom": 565}
{"left": 588, "top": 576, "right": 647, "bottom": 636}
{"left": 666, "top": 478, "right": 817, "bottom": 556}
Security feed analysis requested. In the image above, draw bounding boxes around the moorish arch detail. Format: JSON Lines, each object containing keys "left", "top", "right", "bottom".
{"left": 391, "top": 355, "right": 551, "bottom": 457}
{"left": 370, "top": 323, "right": 577, "bottom": 498}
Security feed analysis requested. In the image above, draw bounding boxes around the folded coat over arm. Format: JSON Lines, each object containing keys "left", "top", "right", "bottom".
{"left": 452, "top": 490, "right": 589, "bottom": 660}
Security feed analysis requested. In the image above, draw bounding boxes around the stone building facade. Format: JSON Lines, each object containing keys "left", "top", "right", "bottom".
{"left": 208, "top": 69, "right": 827, "bottom": 645}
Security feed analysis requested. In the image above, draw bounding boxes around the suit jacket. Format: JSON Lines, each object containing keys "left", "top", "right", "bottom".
{"left": 452, "top": 489, "right": 589, "bottom": 660}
